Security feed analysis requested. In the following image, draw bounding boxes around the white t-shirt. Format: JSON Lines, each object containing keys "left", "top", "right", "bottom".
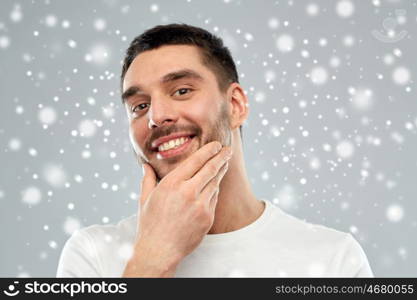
{"left": 56, "top": 199, "right": 374, "bottom": 277}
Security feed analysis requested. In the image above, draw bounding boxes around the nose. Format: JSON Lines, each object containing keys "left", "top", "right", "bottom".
{"left": 147, "top": 96, "right": 179, "bottom": 129}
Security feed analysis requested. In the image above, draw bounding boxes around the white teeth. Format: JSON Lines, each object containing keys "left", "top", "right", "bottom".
{"left": 158, "top": 137, "right": 190, "bottom": 152}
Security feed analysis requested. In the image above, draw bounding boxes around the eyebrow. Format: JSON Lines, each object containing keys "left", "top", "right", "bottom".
{"left": 121, "top": 69, "right": 204, "bottom": 104}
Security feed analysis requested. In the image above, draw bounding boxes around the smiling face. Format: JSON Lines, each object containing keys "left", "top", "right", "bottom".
{"left": 122, "top": 45, "right": 233, "bottom": 180}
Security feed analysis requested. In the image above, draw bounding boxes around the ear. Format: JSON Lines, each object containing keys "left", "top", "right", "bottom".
{"left": 227, "top": 83, "right": 249, "bottom": 130}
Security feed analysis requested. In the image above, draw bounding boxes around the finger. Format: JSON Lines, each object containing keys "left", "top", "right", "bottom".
{"left": 208, "top": 187, "right": 220, "bottom": 215}
{"left": 198, "top": 161, "right": 229, "bottom": 210}
{"left": 139, "top": 163, "right": 157, "bottom": 207}
{"left": 167, "top": 141, "right": 223, "bottom": 181}
{"left": 207, "top": 162, "right": 228, "bottom": 213}
{"left": 186, "top": 146, "right": 232, "bottom": 191}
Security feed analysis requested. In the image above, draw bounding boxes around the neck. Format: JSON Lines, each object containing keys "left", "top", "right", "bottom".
{"left": 207, "top": 138, "right": 265, "bottom": 234}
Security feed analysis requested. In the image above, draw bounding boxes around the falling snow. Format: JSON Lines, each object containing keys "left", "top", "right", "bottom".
{"left": 386, "top": 204, "right": 405, "bottom": 223}
{"left": 392, "top": 66, "right": 411, "bottom": 85}
{"left": 21, "top": 186, "right": 42, "bottom": 206}
{"left": 1, "top": 0, "right": 416, "bottom": 278}
{"left": 350, "top": 88, "right": 374, "bottom": 111}
{"left": 335, "top": 0, "right": 355, "bottom": 18}
{"left": 276, "top": 34, "right": 295, "bottom": 53}
{"left": 63, "top": 217, "right": 82, "bottom": 235}
{"left": 43, "top": 165, "right": 66, "bottom": 188}
{"left": 336, "top": 140, "right": 355, "bottom": 159}
{"left": 38, "top": 106, "right": 57, "bottom": 125}
{"left": 310, "top": 66, "right": 328, "bottom": 85}
{"left": 78, "top": 119, "right": 98, "bottom": 137}
{"left": 0, "top": 35, "right": 10, "bottom": 49}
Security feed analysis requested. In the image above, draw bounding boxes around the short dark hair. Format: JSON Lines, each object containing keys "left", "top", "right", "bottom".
{"left": 120, "top": 23, "right": 243, "bottom": 139}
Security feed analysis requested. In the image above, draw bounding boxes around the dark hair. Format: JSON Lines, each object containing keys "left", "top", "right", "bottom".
{"left": 120, "top": 23, "right": 243, "bottom": 139}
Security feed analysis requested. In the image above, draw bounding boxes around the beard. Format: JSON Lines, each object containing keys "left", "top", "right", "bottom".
{"left": 135, "top": 101, "right": 232, "bottom": 181}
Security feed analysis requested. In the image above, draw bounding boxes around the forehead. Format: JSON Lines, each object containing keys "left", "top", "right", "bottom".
{"left": 123, "top": 45, "right": 215, "bottom": 91}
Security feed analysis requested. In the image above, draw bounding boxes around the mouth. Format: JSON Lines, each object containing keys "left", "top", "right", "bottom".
{"left": 152, "top": 134, "right": 197, "bottom": 159}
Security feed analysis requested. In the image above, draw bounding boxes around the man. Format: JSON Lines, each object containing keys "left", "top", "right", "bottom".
{"left": 57, "top": 24, "right": 374, "bottom": 277}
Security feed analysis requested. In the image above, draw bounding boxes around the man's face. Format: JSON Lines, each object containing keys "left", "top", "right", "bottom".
{"left": 122, "top": 45, "right": 232, "bottom": 180}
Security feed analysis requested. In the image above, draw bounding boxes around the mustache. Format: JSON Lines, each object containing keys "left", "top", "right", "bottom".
{"left": 145, "top": 124, "right": 202, "bottom": 151}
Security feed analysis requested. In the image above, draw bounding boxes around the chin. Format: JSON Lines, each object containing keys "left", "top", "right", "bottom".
{"left": 154, "top": 164, "right": 178, "bottom": 181}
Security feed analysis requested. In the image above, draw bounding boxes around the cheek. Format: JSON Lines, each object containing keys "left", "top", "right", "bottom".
{"left": 180, "top": 97, "right": 219, "bottom": 129}
{"left": 129, "top": 120, "right": 148, "bottom": 152}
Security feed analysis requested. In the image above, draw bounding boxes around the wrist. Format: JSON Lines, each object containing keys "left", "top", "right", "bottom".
{"left": 122, "top": 240, "right": 182, "bottom": 277}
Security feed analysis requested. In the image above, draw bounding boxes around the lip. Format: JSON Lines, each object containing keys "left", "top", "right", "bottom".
{"left": 151, "top": 132, "right": 196, "bottom": 149}
{"left": 156, "top": 136, "right": 195, "bottom": 159}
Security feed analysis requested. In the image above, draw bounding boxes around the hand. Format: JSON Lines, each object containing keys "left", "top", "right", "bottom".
{"left": 125, "top": 141, "right": 232, "bottom": 276}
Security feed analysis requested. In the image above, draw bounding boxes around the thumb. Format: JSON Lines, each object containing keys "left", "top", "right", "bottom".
{"left": 139, "top": 163, "right": 157, "bottom": 207}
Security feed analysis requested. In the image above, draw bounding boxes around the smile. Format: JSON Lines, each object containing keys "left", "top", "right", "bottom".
{"left": 155, "top": 135, "right": 196, "bottom": 159}
{"left": 158, "top": 136, "right": 189, "bottom": 152}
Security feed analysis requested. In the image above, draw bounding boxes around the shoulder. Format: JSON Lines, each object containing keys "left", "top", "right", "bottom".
{"left": 57, "top": 214, "right": 137, "bottom": 277}
{"left": 78, "top": 214, "right": 137, "bottom": 244}
{"left": 266, "top": 201, "right": 373, "bottom": 276}
{"left": 267, "top": 201, "right": 350, "bottom": 244}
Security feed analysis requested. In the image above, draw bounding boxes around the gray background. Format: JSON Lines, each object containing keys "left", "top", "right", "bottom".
{"left": 0, "top": 0, "right": 416, "bottom": 277}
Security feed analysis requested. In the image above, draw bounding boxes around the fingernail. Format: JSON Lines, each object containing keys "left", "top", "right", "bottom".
{"left": 214, "top": 142, "right": 222, "bottom": 153}
{"left": 225, "top": 148, "right": 233, "bottom": 159}
{"left": 141, "top": 164, "right": 146, "bottom": 175}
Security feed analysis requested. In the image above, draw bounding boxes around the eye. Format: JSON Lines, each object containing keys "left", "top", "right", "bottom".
{"left": 132, "top": 103, "right": 149, "bottom": 113}
{"left": 173, "top": 88, "right": 191, "bottom": 97}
